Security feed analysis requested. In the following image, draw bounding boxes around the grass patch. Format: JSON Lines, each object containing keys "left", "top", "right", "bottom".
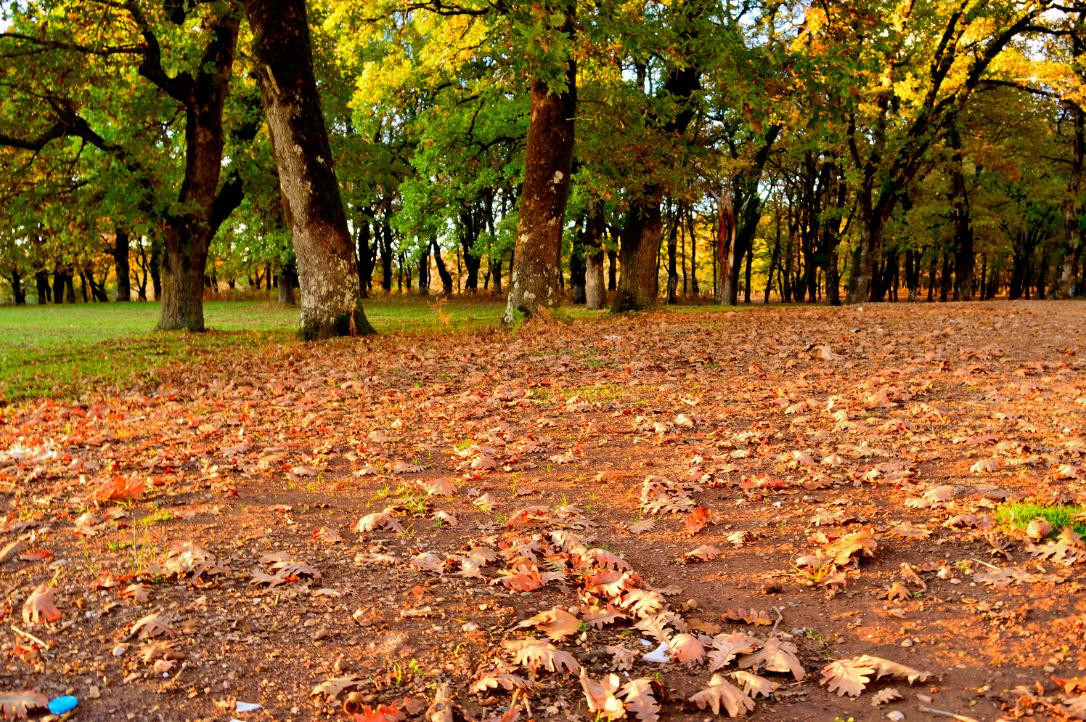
{"left": 995, "top": 501, "right": 1086, "bottom": 537}
{"left": 0, "top": 298, "right": 506, "bottom": 403}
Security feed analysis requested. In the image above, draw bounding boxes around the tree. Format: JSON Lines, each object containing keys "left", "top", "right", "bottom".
{"left": 503, "top": 2, "right": 577, "bottom": 322}
{"left": 246, "top": 0, "right": 375, "bottom": 337}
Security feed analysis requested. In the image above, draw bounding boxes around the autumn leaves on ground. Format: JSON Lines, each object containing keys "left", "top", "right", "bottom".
{"left": 3, "top": 301, "right": 1086, "bottom": 722}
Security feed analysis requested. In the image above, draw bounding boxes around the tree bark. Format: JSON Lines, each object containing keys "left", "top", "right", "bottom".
{"left": 613, "top": 192, "right": 664, "bottom": 310}
{"left": 247, "top": 0, "right": 374, "bottom": 338}
{"left": 380, "top": 215, "right": 393, "bottom": 293}
{"left": 715, "top": 192, "right": 738, "bottom": 305}
{"left": 949, "top": 117, "right": 974, "bottom": 300}
{"left": 665, "top": 203, "right": 679, "bottom": 304}
{"left": 432, "top": 241, "right": 453, "bottom": 296}
{"left": 503, "top": 16, "right": 576, "bottom": 323}
{"left": 113, "top": 228, "right": 131, "bottom": 301}
{"left": 9, "top": 269, "right": 25, "bottom": 305}
{"left": 1060, "top": 99, "right": 1084, "bottom": 298}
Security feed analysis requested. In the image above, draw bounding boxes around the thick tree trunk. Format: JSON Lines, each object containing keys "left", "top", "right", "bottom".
{"left": 159, "top": 227, "right": 209, "bottom": 330}
{"left": 277, "top": 263, "right": 296, "bottom": 305}
{"left": 113, "top": 228, "right": 131, "bottom": 301}
{"left": 503, "top": 45, "right": 576, "bottom": 322}
{"left": 614, "top": 58, "right": 699, "bottom": 311}
{"left": 849, "top": 200, "right": 881, "bottom": 303}
{"left": 35, "top": 270, "right": 50, "bottom": 304}
{"left": 716, "top": 193, "right": 738, "bottom": 305}
{"left": 585, "top": 252, "right": 605, "bottom": 310}
{"left": 9, "top": 269, "right": 25, "bottom": 305}
{"left": 612, "top": 192, "right": 664, "bottom": 311}
{"left": 247, "top": 0, "right": 373, "bottom": 338}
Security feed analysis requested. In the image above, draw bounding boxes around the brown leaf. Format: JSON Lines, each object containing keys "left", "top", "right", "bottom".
{"left": 502, "top": 638, "right": 580, "bottom": 674}
{"left": 824, "top": 528, "right": 878, "bottom": 566}
{"left": 515, "top": 608, "right": 579, "bottom": 641}
{"left": 311, "top": 675, "right": 366, "bottom": 700}
{"left": 605, "top": 644, "right": 637, "bottom": 671}
{"left": 127, "top": 612, "right": 176, "bottom": 640}
{"left": 668, "top": 633, "right": 706, "bottom": 664}
{"left": 94, "top": 475, "right": 146, "bottom": 502}
{"left": 579, "top": 671, "right": 625, "bottom": 720}
{"left": 708, "top": 632, "right": 761, "bottom": 671}
{"left": 22, "top": 584, "right": 61, "bottom": 625}
{"left": 620, "top": 678, "right": 661, "bottom": 722}
{"left": 469, "top": 672, "right": 532, "bottom": 694}
{"left": 732, "top": 670, "right": 779, "bottom": 698}
{"left": 689, "top": 673, "right": 756, "bottom": 717}
{"left": 685, "top": 506, "right": 710, "bottom": 535}
{"left": 738, "top": 637, "right": 805, "bottom": 681}
{"left": 821, "top": 658, "right": 875, "bottom": 697}
{"left": 870, "top": 687, "right": 904, "bottom": 706}
{"left": 723, "top": 607, "right": 773, "bottom": 626}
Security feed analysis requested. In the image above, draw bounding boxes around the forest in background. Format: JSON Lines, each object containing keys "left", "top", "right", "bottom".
{"left": 1, "top": 0, "right": 1085, "bottom": 331}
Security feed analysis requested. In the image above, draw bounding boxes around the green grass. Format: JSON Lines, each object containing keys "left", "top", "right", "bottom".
{"left": 0, "top": 298, "right": 506, "bottom": 403}
{"left": 995, "top": 501, "right": 1086, "bottom": 537}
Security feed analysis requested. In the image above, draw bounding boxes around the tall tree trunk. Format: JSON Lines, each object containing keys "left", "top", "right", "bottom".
{"left": 503, "top": 14, "right": 576, "bottom": 323}
{"left": 157, "top": 11, "right": 241, "bottom": 331}
{"left": 113, "top": 228, "right": 131, "bottom": 301}
{"left": 716, "top": 192, "right": 738, "bottom": 305}
{"left": 149, "top": 238, "right": 162, "bottom": 301}
{"left": 432, "top": 241, "right": 453, "bottom": 296}
{"left": 380, "top": 216, "right": 393, "bottom": 293}
{"left": 688, "top": 207, "right": 699, "bottom": 295}
{"left": 247, "top": 0, "right": 374, "bottom": 338}
{"left": 582, "top": 201, "right": 606, "bottom": 309}
{"left": 665, "top": 202, "right": 679, "bottom": 304}
{"left": 939, "top": 250, "right": 952, "bottom": 302}
{"left": 418, "top": 245, "right": 431, "bottom": 296}
{"left": 949, "top": 117, "right": 975, "bottom": 300}
{"left": 614, "top": 59, "right": 700, "bottom": 311}
{"left": 1060, "top": 97, "right": 1084, "bottom": 297}
{"left": 607, "top": 249, "right": 617, "bottom": 291}
{"left": 613, "top": 193, "right": 664, "bottom": 310}
{"left": 35, "top": 270, "right": 51, "bottom": 304}
{"left": 354, "top": 212, "right": 373, "bottom": 297}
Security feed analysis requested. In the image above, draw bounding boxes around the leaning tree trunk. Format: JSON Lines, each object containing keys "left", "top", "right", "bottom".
{"left": 503, "top": 41, "right": 576, "bottom": 323}
{"left": 247, "top": 0, "right": 374, "bottom": 338}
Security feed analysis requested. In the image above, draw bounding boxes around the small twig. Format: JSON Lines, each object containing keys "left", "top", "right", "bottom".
{"left": 918, "top": 704, "right": 980, "bottom": 722}
{"left": 770, "top": 606, "right": 784, "bottom": 636}
{"left": 11, "top": 625, "right": 50, "bottom": 650}
{"left": 970, "top": 557, "right": 1000, "bottom": 570}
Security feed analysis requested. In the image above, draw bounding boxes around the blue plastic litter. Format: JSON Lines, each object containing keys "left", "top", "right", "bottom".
{"left": 48, "top": 696, "right": 78, "bottom": 715}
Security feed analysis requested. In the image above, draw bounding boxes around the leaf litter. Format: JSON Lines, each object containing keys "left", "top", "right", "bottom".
{"left": 2, "top": 303, "right": 1086, "bottom": 719}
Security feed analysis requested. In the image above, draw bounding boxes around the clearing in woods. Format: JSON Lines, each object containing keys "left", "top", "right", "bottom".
{"left": 2, "top": 301, "right": 1085, "bottom": 721}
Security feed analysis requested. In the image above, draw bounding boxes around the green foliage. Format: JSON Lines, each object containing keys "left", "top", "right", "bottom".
{"left": 995, "top": 502, "right": 1086, "bottom": 537}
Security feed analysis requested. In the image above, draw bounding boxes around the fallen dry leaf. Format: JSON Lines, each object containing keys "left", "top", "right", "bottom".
{"left": 21, "top": 584, "right": 60, "bottom": 625}
{"left": 689, "top": 673, "right": 756, "bottom": 717}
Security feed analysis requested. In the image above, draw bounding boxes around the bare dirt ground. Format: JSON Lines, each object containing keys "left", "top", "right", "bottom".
{"left": 2, "top": 301, "right": 1086, "bottom": 722}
